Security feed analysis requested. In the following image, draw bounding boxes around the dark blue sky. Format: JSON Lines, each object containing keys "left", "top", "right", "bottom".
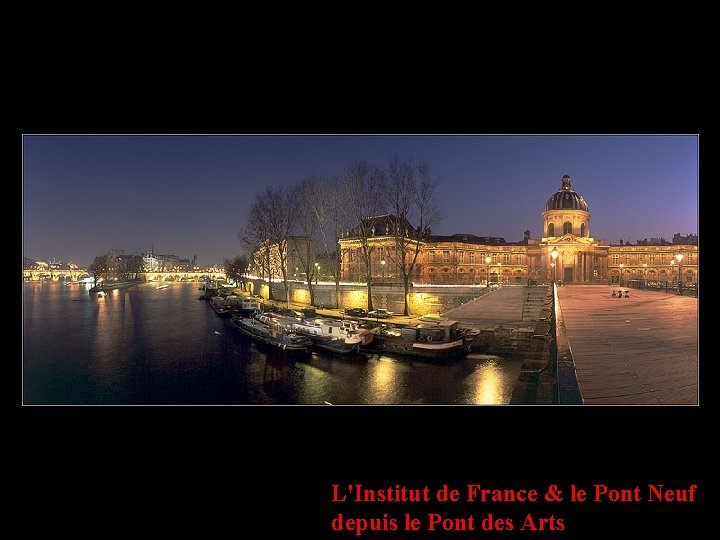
{"left": 22, "top": 134, "right": 698, "bottom": 268}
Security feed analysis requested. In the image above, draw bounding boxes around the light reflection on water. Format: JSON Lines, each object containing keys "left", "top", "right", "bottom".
{"left": 23, "top": 282, "right": 521, "bottom": 405}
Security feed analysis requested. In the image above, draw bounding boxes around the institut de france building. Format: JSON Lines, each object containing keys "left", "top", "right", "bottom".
{"left": 337, "top": 175, "right": 698, "bottom": 287}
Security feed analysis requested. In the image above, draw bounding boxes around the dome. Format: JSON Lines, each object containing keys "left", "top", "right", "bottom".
{"left": 544, "top": 174, "right": 589, "bottom": 212}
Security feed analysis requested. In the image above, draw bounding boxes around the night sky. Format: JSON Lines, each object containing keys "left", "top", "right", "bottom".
{"left": 22, "top": 134, "right": 698, "bottom": 268}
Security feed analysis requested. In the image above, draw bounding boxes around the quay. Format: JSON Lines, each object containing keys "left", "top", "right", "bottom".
{"left": 227, "top": 281, "right": 700, "bottom": 405}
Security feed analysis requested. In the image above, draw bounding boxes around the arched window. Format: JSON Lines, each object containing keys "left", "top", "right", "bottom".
{"left": 580, "top": 223, "right": 586, "bottom": 237}
{"left": 547, "top": 223, "right": 555, "bottom": 237}
{"left": 563, "top": 222, "right": 573, "bottom": 235}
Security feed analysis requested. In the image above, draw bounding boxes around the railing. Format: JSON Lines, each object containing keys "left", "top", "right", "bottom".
{"left": 511, "top": 283, "right": 583, "bottom": 405}
{"left": 622, "top": 279, "right": 698, "bottom": 297}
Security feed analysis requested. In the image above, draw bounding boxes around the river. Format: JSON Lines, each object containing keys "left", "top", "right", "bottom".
{"left": 22, "top": 282, "right": 522, "bottom": 405}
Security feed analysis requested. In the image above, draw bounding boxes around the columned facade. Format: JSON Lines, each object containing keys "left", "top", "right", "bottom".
{"left": 337, "top": 175, "right": 698, "bottom": 286}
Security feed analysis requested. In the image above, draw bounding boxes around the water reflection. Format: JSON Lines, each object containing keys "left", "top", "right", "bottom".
{"left": 23, "top": 283, "right": 521, "bottom": 405}
{"left": 465, "top": 355, "right": 522, "bottom": 405}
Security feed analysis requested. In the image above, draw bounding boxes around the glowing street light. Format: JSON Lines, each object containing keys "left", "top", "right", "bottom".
{"left": 551, "top": 247, "right": 558, "bottom": 284}
{"left": 619, "top": 262, "right": 624, "bottom": 286}
{"left": 380, "top": 259, "right": 386, "bottom": 281}
{"left": 643, "top": 263, "right": 648, "bottom": 288}
{"left": 485, "top": 256, "right": 492, "bottom": 287}
{"left": 675, "top": 252, "right": 684, "bottom": 295}
{"left": 314, "top": 262, "right": 320, "bottom": 285}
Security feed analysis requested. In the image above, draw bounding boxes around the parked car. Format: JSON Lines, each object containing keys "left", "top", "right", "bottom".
{"left": 344, "top": 307, "right": 367, "bottom": 317}
{"left": 368, "top": 309, "right": 394, "bottom": 319}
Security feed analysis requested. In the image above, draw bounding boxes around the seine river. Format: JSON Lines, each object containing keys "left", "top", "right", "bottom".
{"left": 22, "top": 282, "right": 522, "bottom": 405}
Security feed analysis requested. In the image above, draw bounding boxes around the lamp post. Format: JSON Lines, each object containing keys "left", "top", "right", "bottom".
{"left": 485, "top": 256, "right": 491, "bottom": 287}
{"left": 497, "top": 262, "right": 502, "bottom": 286}
{"left": 669, "top": 259, "right": 675, "bottom": 293}
{"left": 381, "top": 259, "right": 386, "bottom": 282}
{"left": 314, "top": 262, "right": 319, "bottom": 285}
{"left": 676, "top": 252, "right": 684, "bottom": 295}
{"left": 619, "top": 263, "right": 624, "bottom": 286}
{"left": 643, "top": 263, "right": 647, "bottom": 289}
{"left": 551, "top": 247, "right": 558, "bottom": 284}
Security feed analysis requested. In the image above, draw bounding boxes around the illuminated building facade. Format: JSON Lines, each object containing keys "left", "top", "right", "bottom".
{"left": 338, "top": 175, "right": 698, "bottom": 286}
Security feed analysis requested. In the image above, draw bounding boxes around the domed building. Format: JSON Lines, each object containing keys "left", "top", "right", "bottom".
{"left": 538, "top": 174, "right": 606, "bottom": 284}
{"left": 337, "top": 174, "right": 698, "bottom": 288}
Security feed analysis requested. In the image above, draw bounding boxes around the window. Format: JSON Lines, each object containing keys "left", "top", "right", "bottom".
{"left": 515, "top": 253, "right": 523, "bottom": 264}
{"left": 580, "top": 223, "right": 586, "bottom": 237}
{"left": 612, "top": 254, "right": 619, "bottom": 264}
{"left": 443, "top": 251, "right": 450, "bottom": 263}
{"left": 469, "top": 253, "right": 475, "bottom": 264}
{"left": 503, "top": 253, "right": 510, "bottom": 264}
{"left": 624, "top": 255, "right": 630, "bottom": 264}
{"left": 563, "top": 222, "right": 572, "bottom": 235}
{"left": 547, "top": 223, "right": 555, "bottom": 236}
{"left": 458, "top": 251, "right": 464, "bottom": 263}
{"left": 649, "top": 254, "right": 655, "bottom": 264}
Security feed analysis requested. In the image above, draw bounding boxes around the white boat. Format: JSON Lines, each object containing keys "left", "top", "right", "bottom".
{"left": 230, "top": 312, "right": 311, "bottom": 352}
{"left": 224, "top": 295, "right": 262, "bottom": 317}
{"left": 156, "top": 284, "right": 170, "bottom": 290}
{"left": 290, "top": 317, "right": 374, "bottom": 354}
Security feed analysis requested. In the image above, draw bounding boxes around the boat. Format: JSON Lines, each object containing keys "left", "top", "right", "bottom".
{"left": 365, "top": 319, "right": 474, "bottom": 359}
{"left": 230, "top": 312, "right": 311, "bottom": 352}
{"left": 156, "top": 284, "right": 170, "bottom": 290}
{"left": 222, "top": 295, "right": 262, "bottom": 317}
{"left": 208, "top": 295, "right": 233, "bottom": 317}
{"left": 290, "top": 317, "right": 374, "bottom": 354}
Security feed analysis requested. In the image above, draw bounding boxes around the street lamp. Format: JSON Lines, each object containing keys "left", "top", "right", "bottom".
{"left": 643, "top": 263, "right": 647, "bottom": 288}
{"left": 485, "top": 256, "right": 491, "bottom": 287}
{"left": 381, "top": 259, "right": 386, "bottom": 282}
{"left": 675, "top": 252, "right": 684, "bottom": 295}
{"left": 314, "top": 262, "right": 319, "bottom": 285}
{"left": 551, "top": 247, "right": 558, "bottom": 284}
{"left": 619, "top": 263, "right": 624, "bottom": 286}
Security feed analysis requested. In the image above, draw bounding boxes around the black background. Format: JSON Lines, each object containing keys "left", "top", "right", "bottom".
{"left": 15, "top": 55, "right": 707, "bottom": 539}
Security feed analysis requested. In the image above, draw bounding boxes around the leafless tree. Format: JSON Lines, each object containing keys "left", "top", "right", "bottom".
{"left": 384, "top": 156, "right": 443, "bottom": 315}
{"left": 336, "top": 160, "right": 386, "bottom": 312}
{"left": 292, "top": 178, "right": 321, "bottom": 305}
{"left": 244, "top": 185, "right": 297, "bottom": 306}
{"left": 239, "top": 206, "right": 274, "bottom": 299}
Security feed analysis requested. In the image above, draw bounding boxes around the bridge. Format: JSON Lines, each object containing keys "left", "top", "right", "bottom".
{"left": 141, "top": 271, "right": 226, "bottom": 282}
{"left": 23, "top": 270, "right": 226, "bottom": 282}
{"left": 23, "top": 269, "right": 91, "bottom": 282}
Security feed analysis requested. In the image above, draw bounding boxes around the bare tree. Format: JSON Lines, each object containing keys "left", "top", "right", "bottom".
{"left": 239, "top": 201, "right": 275, "bottom": 299}
{"left": 384, "top": 156, "right": 443, "bottom": 315}
{"left": 336, "top": 160, "right": 386, "bottom": 312}
{"left": 88, "top": 255, "right": 110, "bottom": 287}
{"left": 225, "top": 255, "right": 249, "bottom": 286}
{"left": 293, "top": 175, "right": 351, "bottom": 308}
{"left": 242, "top": 186, "right": 297, "bottom": 306}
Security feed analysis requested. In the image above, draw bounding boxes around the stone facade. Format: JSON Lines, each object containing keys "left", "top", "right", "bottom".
{"left": 338, "top": 175, "right": 698, "bottom": 286}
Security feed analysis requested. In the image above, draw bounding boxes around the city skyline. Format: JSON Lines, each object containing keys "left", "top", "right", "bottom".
{"left": 22, "top": 134, "right": 698, "bottom": 268}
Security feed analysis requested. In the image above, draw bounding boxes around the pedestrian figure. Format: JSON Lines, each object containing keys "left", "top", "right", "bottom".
{"left": 612, "top": 290, "right": 617, "bottom": 297}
